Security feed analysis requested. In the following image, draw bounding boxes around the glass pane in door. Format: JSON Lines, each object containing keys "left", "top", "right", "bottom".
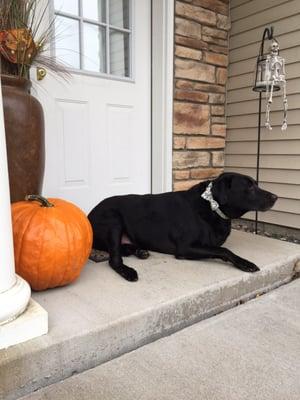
{"left": 109, "top": 0, "right": 130, "bottom": 29}
{"left": 110, "top": 30, "right": 130, "bottom": 77}
{"left": 82, "top": 0, "right": 106, "bottom": 23}
{"left": 83, "top": 23, "right": 106, "bottom": 73}
{"left": 54, "top": 0, "right": 78, "bottom": 15}
{"left": 55, "top": 16, "right": 80, "bottom": 68}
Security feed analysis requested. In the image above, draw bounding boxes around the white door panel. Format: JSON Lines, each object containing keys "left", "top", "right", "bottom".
{"left": 33, "top": 0, "right": 151, "bottom": 213}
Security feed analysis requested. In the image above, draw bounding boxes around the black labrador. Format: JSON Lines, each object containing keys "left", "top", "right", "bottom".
{"left": 88, "top": 172, "right": 277, "bottom": 282}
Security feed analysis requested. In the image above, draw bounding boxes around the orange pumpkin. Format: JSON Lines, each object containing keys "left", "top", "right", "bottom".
{"left": 11, "top": 195, "right": 93, "bottom": 291}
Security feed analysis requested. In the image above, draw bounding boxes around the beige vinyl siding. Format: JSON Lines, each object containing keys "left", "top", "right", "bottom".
{"left": 225, "top": 0, "right": 300, "bottom": 229}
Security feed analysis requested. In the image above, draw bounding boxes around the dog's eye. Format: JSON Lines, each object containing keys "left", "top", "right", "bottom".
{"left": 248, "top": 184, "right": 256, "bottom": 193}
{"left": 247, "top": 181, "right": 255, "bottom": 191}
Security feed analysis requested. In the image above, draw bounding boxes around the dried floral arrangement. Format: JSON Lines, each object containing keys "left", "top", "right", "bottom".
{"left": 0, "top": 0, "right": 68, "bottom": 79}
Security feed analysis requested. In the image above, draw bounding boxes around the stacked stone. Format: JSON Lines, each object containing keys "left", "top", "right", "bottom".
{"left": 173, "top": 0, "right": 230, "bottom": 191}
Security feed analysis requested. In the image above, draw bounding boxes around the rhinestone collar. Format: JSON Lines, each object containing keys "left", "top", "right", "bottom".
{"left": 201, "top": 182, "right": 229, "bottom": 220}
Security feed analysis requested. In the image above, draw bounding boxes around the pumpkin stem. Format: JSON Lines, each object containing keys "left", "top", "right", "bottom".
{"left": 25, "top": 195, "right": 54, "bottom": 207}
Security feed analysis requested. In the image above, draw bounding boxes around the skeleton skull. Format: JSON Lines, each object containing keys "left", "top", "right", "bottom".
{"left": 265, "top": 39, "right": 287, "bottom": 131}
{"left": 270, "top": 40, "right": 279, "bottom": 55}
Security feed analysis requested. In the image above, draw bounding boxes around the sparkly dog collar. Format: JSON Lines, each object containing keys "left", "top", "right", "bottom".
{"left": 201, "top": 182, "right": 229, "bottom": 220}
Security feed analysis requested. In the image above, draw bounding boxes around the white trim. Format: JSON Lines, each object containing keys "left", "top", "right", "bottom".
{"left": 151, "top": 0, "right": 174, "bottom": 193}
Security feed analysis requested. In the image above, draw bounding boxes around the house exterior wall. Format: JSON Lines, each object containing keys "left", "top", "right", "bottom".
{"left": 225, "top": 0, "right": 300, "bottom": 229}
{"left": 172, "top": 0, "right": 230, "bottom": 191}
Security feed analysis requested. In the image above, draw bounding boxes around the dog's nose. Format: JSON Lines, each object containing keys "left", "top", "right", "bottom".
{"left": 270, "top": 193, "right": 278, "bottom": 202}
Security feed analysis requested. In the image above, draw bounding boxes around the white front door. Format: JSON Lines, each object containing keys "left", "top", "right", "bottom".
{"left": 33, "top": 0, "right": 151, "bottom": 213}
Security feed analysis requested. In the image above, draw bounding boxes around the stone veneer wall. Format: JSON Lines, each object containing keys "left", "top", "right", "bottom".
{"left": 173, "top": 0, "right": 230, "bottom": 190}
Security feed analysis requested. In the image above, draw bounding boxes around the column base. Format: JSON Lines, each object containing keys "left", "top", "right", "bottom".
{"left": 0, "top": 299, "right": 48, "bottom": 350}
{"left": 0, "top": 275, "right": 31, "bottom": 325}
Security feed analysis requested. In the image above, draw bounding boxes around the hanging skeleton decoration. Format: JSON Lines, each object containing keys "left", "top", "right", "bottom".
{"left": 264, "top": 40, "right": 288, "bottom": 131}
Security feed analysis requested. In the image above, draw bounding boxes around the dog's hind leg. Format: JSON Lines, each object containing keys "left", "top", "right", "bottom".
{"left": 135, "top": 249, "right": 150, "bottom": 259}
{"left": 107, "top": 224, "right": 139, "bottom": 282}
{"left": 121, "top": 244, "right": 150, "bottom": 260}
{"left": 121, "top": 244, "right": 137, "bottom": 257}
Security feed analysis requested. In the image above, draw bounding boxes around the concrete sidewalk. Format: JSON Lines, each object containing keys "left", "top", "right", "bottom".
{"left": 21, "top": 278, "right": 300, "bottom": 400}
{"left": 1, "top": 231, "right": 300, "bottom": 399}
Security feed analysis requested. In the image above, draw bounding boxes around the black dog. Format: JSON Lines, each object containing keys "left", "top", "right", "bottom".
{"left": 88, "top": 172, "right": 277, "bottom": 282}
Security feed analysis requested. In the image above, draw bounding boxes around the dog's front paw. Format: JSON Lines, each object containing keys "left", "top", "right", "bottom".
{"left": 122, "top": 266, "right": 139, "bottom": 282}
{"left": 110, "top": 263, "right": 139, "bottom": 282}
{"left": 236, "top": 258, "right": 260, "bottom": 273}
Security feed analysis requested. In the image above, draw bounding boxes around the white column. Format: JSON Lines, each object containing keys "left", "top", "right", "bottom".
{"left": 0, "top": 79, "right": 31, "bottom": 325}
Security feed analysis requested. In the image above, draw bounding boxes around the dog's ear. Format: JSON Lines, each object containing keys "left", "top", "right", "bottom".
{"left": 218, "top": 181, "right": 228, "bottom": 205}
{"left": 215, "top": 178, "right": 230, "bottom": 205}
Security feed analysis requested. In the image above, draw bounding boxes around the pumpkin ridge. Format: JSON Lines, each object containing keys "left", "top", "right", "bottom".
{"left": 34, "top": 208, "right": 48, "bottom": 290}
{"left": 48, "top": 210, "right": 59, "bottom": 289}
{"left": 13, "top": 204, "right": 35, "bottom": 234}
{"left": 66, "top": 206, "right": 85, "bottom": 281}
{"left": 13, "top": 203, "right": 30, "bottom": 227}
{"left": 12, "top": 206, "right": 33, "bottom": 266}
{"left": 25, "top": 205, "right": 48, "bottom": 290}
{"left": 17, "top": 206, "right": 39, "bottom": 274}
{"left": 59, "top": 209, "right": 71, "bottom": 287}
{"left": 69, "top": 205, "right": 90, "bottom": 270}
{"left": 68, "top": 209, "right": 80, "bottom": 275}
{"left": 86, "top": 214, "right": 93, "bottom": 257}
{"left": 83, "top": 212, "right": 92, "bottom": 263}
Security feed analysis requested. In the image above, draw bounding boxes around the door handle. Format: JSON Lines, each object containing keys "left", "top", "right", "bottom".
{"left": 37, "top": 67, "right": 47, "bottom": 81}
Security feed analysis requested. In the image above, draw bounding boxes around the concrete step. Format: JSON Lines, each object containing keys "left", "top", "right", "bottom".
{"left": 21, "top": 279, "right": 300, "bottom": 400}
{"left": 1, "top": 231, "right": 300, "bottom": 400}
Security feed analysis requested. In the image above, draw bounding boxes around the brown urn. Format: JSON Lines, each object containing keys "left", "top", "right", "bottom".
{"left": 1, "top": 75, "right": 45, "bottom": 202}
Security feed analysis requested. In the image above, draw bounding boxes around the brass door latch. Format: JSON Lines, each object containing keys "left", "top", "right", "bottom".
{"left": 37, "top": 67, "right": 47, "bottom": 81}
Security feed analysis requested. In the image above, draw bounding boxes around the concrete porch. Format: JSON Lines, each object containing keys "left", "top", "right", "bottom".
{"left": 21, "top": 279, "right": 300, "bottom": 400}
{"left": 1, "top": 230, "right": 300, "bottom": 400}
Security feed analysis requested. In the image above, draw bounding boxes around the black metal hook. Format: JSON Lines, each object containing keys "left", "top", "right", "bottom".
{"left": 263, "top": 26, "right": 274, "bottom": 41}
{"left": 259, "top": 26, "right": 275, "bottom": 57}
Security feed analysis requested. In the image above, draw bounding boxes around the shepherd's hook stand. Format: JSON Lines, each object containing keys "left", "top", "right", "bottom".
{"left": 252, "top": 26, "right": 288, "bottom": 234}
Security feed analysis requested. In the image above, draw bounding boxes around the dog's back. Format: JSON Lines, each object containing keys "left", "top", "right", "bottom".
{"left": 88, "top": 190, "right": 202, "bottom": 254}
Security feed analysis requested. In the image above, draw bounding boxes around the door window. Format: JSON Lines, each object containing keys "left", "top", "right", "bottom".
{"left": 54, "top": 0, "right": 132, "bottom": 78}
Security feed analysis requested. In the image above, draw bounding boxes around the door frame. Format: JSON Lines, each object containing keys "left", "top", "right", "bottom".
{"left": 151, "top": 0, "right": 174, "bottom": 193}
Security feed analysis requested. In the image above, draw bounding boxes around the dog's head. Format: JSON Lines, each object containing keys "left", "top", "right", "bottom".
{"left": 211, "top": 172, "right": 277, "bottom": 219}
